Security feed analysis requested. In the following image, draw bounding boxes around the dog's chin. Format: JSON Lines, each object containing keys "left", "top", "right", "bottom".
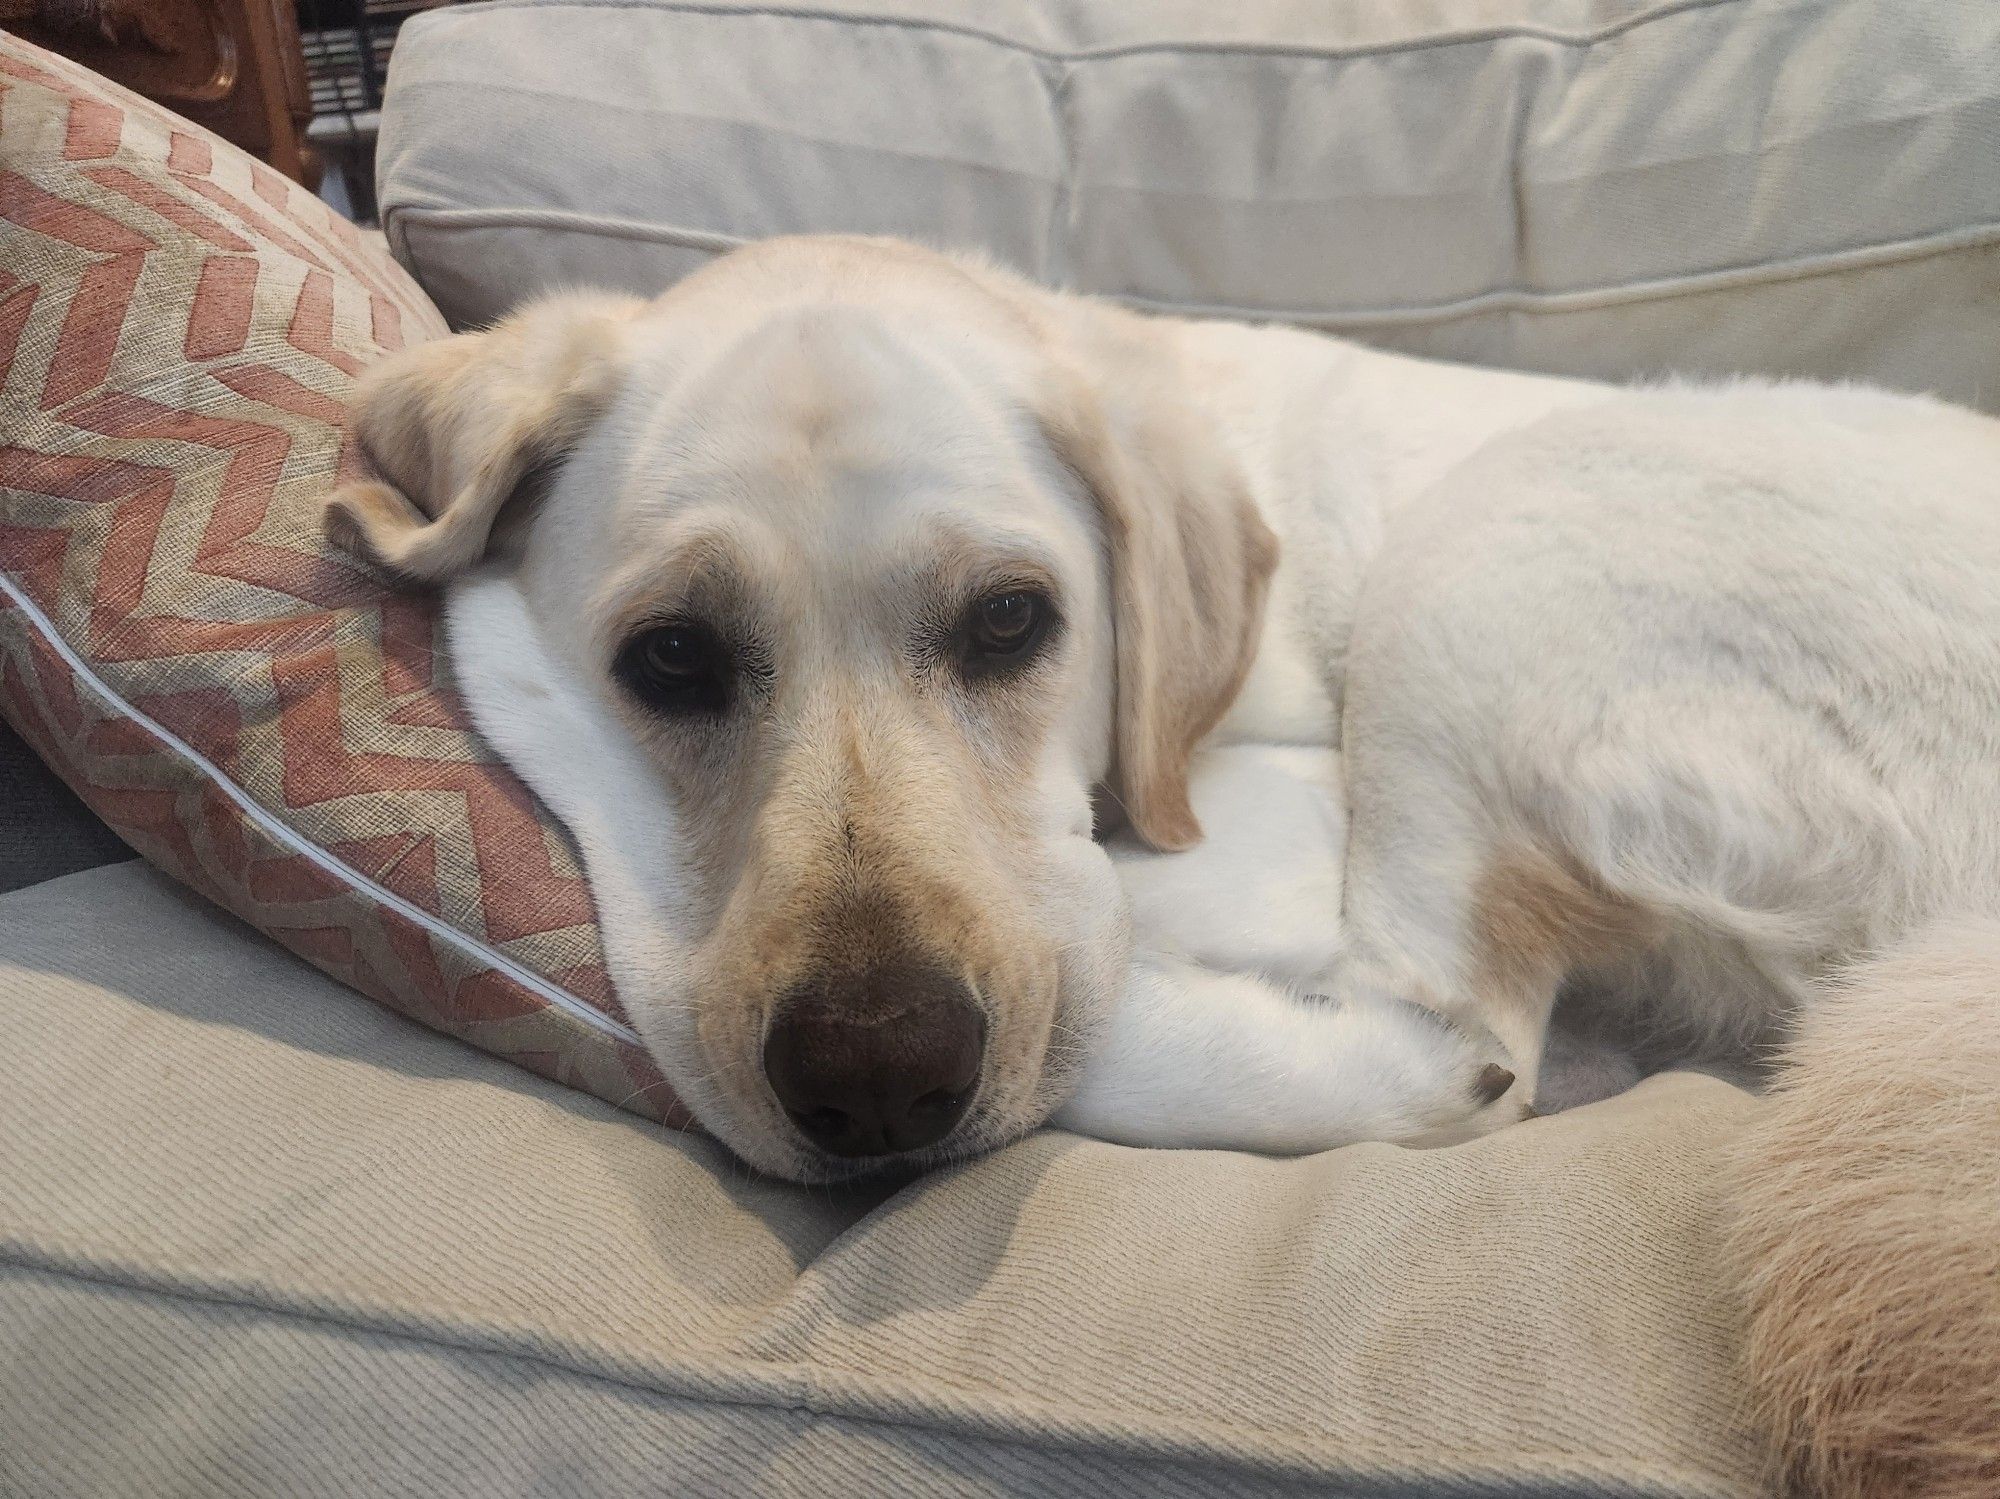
{"left": 774, "top": 1132, "right": 985, "bottom": 1187}
{"left": 694, "top": 1121, "right": 986, "bottom": 1187}
{"left": 686, "top": 1076, "right": 1072, "bottom": 1186}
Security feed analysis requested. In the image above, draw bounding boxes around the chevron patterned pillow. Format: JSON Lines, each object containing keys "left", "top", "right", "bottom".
{"left": 0, "top": 36, "right": 683, "bottom": 1127}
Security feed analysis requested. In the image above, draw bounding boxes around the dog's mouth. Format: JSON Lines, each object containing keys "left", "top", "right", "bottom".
{"left": 781, "top": 1117, "right": 986, "bottom": 1184}
{"left": 745, "top": 1020, "right": 1086, "bottom": 1184}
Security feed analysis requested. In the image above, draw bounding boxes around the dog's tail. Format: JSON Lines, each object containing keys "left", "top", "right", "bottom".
{"left": 1726, "top": 918, "right": 2000, "bottom": 1499}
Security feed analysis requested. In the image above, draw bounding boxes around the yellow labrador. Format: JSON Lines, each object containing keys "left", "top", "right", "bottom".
{"left": 325, "top": 238, "right": 2000, "bottom": 1251}
{"left": 326, "top": 231, "right": 2000, "bottom": 1499}
{"left": 325, "top": 236, "right": 1529, "bottom": 1178}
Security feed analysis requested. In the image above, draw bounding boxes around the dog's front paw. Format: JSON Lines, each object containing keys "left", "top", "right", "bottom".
{"left": 1300, "top": 991, "right": 1529, "bottom": 1148}
{"left": 1055, "top": 959, "right": 1529, "bottom": 1156}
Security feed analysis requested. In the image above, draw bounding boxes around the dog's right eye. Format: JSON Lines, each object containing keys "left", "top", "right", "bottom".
{"left": 613, "top": 621, "right": 733, "bottom": 715}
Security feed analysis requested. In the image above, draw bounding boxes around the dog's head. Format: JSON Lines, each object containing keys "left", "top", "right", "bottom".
{"left": 325, "top": 237, "right": 1277, "bottom": 1179}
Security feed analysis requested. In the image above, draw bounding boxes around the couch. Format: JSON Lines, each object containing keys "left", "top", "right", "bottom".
{"left": 7, "top": 2, "right": 1999, "bottom": 1493}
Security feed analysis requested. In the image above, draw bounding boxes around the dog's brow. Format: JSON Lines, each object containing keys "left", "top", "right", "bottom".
{"left": 595, "top": 523, "right": 764, "bottom": 639}
{"left": 960, "top": 554, "right": 1062, "bottom": 604}
{"left": 915, "top": 517, "right": 1067, "bottom": 596}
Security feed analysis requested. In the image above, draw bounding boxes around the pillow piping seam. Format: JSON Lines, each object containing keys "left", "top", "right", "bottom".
{"left": 0, "top": 570, "right": 643, "bottom": 1049}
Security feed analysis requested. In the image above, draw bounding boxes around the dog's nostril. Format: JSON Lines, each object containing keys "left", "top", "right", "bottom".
{"left": 790, "top": 1105, "right": 852, "bottom": 1140}
{"left": 910, "top": 1087, "right": 967, "bottom": 1119}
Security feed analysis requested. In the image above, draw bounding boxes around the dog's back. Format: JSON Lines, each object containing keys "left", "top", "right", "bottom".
{"left": 1346, "top": 380, "right": 2000, "bottom": 1045}
{"left": 1337, "top": 379, "right": 2000, "bottom": 1498}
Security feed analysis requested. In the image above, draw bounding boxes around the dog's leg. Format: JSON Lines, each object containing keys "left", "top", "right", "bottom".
{"left": 1334, "top": 765, "right": 1655, "bottom": 1110}
{"left": 1054, "top": 957, "right": 1518, "bottom": 1153}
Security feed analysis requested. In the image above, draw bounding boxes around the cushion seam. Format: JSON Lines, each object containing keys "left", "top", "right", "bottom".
{"left": 0, "top": 1249, "right": 1758, "bottom": 1498}
{"left": 385, "top": 206, "right": 2000, "bottom": 327}
{"left": 412, "top": 0, "right": 1749, "bottom": 66}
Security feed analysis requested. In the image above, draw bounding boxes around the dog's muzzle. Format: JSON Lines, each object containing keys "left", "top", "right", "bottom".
{"left": 762, "top": 960, "right": 986, "bottom": 1158}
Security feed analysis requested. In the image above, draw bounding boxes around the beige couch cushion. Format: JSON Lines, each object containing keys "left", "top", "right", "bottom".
{"left": 378, "top": 0, "right": 2000, "bottom": 409}
{"left": 1, "top": 863, "right": 1767, "bottom": 1496}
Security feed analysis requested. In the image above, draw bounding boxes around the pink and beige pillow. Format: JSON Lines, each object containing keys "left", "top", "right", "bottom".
{"left": 0, "top": 35, "right": 682, "bottom": 1125}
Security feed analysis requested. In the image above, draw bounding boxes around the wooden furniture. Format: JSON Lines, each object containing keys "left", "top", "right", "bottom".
{"left": 3, "top": 0, "right": 319, "bottom": 186}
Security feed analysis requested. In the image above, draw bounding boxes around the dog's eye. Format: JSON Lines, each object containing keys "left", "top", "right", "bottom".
{"left": 613, "top": 620, "right": 732, "bottom": 715}
{"left": 960, "top": 588, "right": 1053, "bottom": 675}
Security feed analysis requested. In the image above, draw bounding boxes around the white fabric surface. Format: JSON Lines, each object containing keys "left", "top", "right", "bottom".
{"left": 378, "top": 0, "right": 2000, "bottom": 406}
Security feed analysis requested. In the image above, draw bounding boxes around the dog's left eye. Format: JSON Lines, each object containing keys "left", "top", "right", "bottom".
{"left": 613, "top": 620, "right": 733, "bottom": 715}
{"left": 959, "top": 588, "right": 1054, "bottom": 675}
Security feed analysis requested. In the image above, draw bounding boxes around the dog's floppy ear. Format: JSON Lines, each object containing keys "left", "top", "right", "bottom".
{"left": 1036, "top": 307, "right": 1280, "bottom": 853}
{"left": 323, "top": 292, "right": 648, "bottom": 583}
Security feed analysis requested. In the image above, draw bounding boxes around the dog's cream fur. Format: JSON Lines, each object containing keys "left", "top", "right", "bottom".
{"left": 1726, "top": 922, "right": 2000, "bottom": 1499}
{"left": 328, "top": 236, "right": 2000, "bottom": 1491}
{"left": 333, "top": 241, "right": 1523, "bottom": 1174}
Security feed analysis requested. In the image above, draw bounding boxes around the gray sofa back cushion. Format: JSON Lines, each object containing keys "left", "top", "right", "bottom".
{"left": 378, "top": 0, "right": 2000, "bottom": 406}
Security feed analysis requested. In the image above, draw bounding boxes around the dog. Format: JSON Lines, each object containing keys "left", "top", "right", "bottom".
{"left": 328, "top": 235, "right": 1999, "bottom": 1496}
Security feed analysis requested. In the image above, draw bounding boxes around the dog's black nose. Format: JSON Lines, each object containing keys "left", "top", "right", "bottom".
{"left": 763, "top": 964, "right": 985, "bottom": 1158}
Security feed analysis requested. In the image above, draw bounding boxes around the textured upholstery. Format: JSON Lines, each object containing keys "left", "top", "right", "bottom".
{"left": 0, "top": 37, "right": 673, "bottom": 1120}
{"left": 0, "top": 863, "right": 1768, "bottom": 1498}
